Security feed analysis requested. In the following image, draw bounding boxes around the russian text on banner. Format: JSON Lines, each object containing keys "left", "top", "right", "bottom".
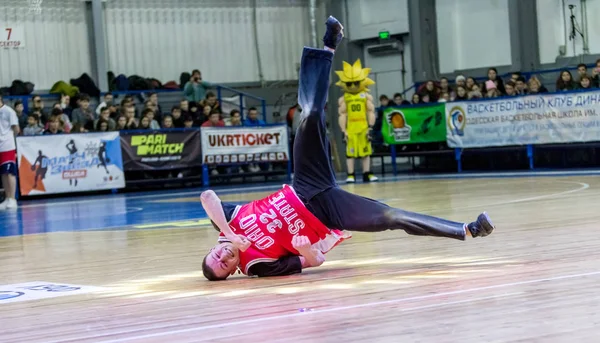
{"left": 381, "top": 104, "right": 447, "bottom": 145}
{"left": 201, "top": 125, "right": 289, "bottom": 164}
{"left": 17, "top": 132, "right": 125, "bottom": 196}
{"left": 446, "top": 89, "right": 600, "bottom": 148}
{"left": 120, "top": 129, "right": 201, "bottom": 170}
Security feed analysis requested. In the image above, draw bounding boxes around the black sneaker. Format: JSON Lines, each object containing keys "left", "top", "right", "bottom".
{"left": 323, "top": 16, "right": 344, "bottom": 50}
{"left": 467, "top": 212, "right": 495, "bottom": 238}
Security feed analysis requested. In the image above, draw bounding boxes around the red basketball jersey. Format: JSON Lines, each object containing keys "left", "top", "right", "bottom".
{"left": 219, "top": 185, "right": 351, "bottom": 275}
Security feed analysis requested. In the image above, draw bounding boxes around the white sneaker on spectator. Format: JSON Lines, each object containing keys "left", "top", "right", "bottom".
{"left": 0, "top": 198, "right": 17, "bottom": 210}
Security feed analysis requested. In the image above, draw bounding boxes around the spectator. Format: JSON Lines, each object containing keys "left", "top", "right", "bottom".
{"left": 95, "top": 118, "right": 110, "bottom": 132}
{"left": 147, "top": 92, "right": 163, "bottom": 115}
{"left": 202, "top": 110, "right": 225, "bottom": 127}
{"left": 510, "top": 72, "right": 521, "bottom": 84}
{"left": 46, "top": 108, "right": 71, "bottom": 133}
{"left": 439, "top": 77, "right": 454, "bottom": 99}
{"left": 421, "top": 93, "right": 431, "bottom": 103}
{"left": 124, "top": 105, "right": 138, "bottom": 128}
{"left": 466, "top": 77, "right": 476, "bottom": 91}
{"left": 243, "top": 107, "right": 265, "bottom": 126}
{"left": 515, "top": 76, "right": 528, "bottom": 95}
{"left": 170, "top": 106, "right": 185, "bottom": 128}
{"left": 162, "top": 115, "right": 174, "bottom": 129}
{"left": 94, "top": 107, "right": 116, "bottom": 131}
{"left": 184, "top": 115, "right": 194, "bottom": 128}
{"left": 484, "top": 80, "right": 501, "bottom": 98}
{"left": 0, "top": 95, "right": 19, "bottom": 209}
{"left": 142, "top": 108, "right": 160, "bottom": 130}
{"left": 485, "top": 67, "right": 505, "bottom": 94}
{"left": 184, "top": 69, "right": 212, "bottom": 103}
{"left": 60, "top": 94, "right": 72, "bottom": 117}
{"left": 579, "top": 75, "right": 592, "bottom": 90}
{"left": 393, "top": 93, "right": 403, "bottom": 105}
{"left": 528, "top": 78, "right": 541, "bottom": 94}
{"left": 115, "top": 116, "right": 128, "bottom": 130}
{"left": 556, "top": 70, "right": 576, "bottom": 91}
{"left": 31, "top": 95, "right": 48, "bottom": 123}
{"left": 23, "top": 114, "right": 43, "bottom": 136}
{"left": 530, "top": 76, "right": 548, "bottom": 93}
{"left": 411, "top": 93, "right": 421, "bottom": 104}
{"left": 468, "top": 84, "right": 482, "bottom": 99}
{"left": 422, "top": 80, "right": 439, "bottom": 102}
{"left": 179, "top": 99, "right": 190, "bottom": 118}
{"left": 591, "top": 59, "right": 600, "bottom": 87}
{"left": 227, "top": 109, "right": 242, "bottom": 126}
{"left": 71, "top": 123, "right": 88, "bottom": 133}
{"left": 196, "top": 104, "right": 211, "bottom": 126}
{"left": 96, "top": 93, "right": 114, "bottom": 116}
{"left": 438, "top": 92, "right": 450, "bottom": 102}
{"left": 577, "top": 63, "right": 587, "bottom": 80}
{"left": 455, "top": 86, "right": 468, "bottom": 101}
{"left": 71, "top": 94, "right": 94, "bottom": 130}
{"left": 200, "top": 92, "right": 221, "bottom": 113}
{"left": 43, "top": 117, "right": 63, "bottom": 135}
{"left": 138, "top": 117, "right": 152, "bottom": 130}
{"left": 455, "top": 75, "right": 466, "bottom": 88}
{"left": 504, "top": 81, "right": 517, "bottom": 96}
{"left": 13, "top": 100, "right": 27, "bottom": 131}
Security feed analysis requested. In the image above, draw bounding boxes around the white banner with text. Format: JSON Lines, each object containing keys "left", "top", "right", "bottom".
{"left": 201, "top": 125, "right": 289, "bottom": 164}
{"left": 446, "top": 90, "right": 600, "bottom": 148}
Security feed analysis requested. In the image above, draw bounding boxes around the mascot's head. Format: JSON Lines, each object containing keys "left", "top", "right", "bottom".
{"left": 335, "top": 59, "right": 375, "bottom": 94}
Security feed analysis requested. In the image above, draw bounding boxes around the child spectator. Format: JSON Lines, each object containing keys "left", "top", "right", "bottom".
{"left": 43, "top": 117, "right": 63, "bottom": 135}
{"left": 71, "top": 93, "right": 94, "bottom": 130}
{"left": 579, "top": 75, "right": 592, "bottom": 90}
{"left": 411, "top": 93, "right": 421, "bottom": 104}
{"left": 23, "top": 114, "right": 43, "bottom": 136}
{"left": 138, "top": 116, "right": 152, "bottom": 130}
{"left": 162, "top": 115, "right": 174, "bottom": 129}
{"left": 142, "top": 108, "right": 160, "bottom": 129}
{"left": 94, "top": 107, "right": 116, "bottom": 131}
{"left": 201, "top": 110, "right": 225, "bottom": 127}
{"left": 454, "top": 86, "right": 468, "bottom": 101}
{"left": 115, "top": 116, "right": 128, "bottom": 130}
{"left": 95, "top": 118, "right": 110, "bottom": 132}
{"left": 184, "top": 115, "right": 194, "bottom": 128}
{"left": 170, "top": 106, "right": 185, "bottom": 128}
{"left": 14, "top": 101, "right": 27, "bottom": 130}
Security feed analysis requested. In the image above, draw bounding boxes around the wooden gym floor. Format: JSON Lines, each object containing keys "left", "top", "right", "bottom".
{"left": 2, "top": 172, "right": 600, "bottom": 342}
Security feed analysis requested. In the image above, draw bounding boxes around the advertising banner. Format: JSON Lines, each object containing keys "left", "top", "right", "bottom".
{"left": 17, "top": 132, "right": 125, "bottom": 196}
{"left": 201, "top": 125, "right": 289, "bottom": 164}
{"left": 446, "top": 90, "right": 600, "bottom": 148}
{"left": 381, "top": 104, "right": 447, "bottom": 145}
{"left": 120, "top": 130, "right": 201, "bottom": 170}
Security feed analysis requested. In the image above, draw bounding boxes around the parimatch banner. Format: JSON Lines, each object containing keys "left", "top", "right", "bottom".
{"left": 381, "top": 104, "right": 447, "bottom": 145}
{"left": 120, "top": 130, "right": 202, "bottom": 170}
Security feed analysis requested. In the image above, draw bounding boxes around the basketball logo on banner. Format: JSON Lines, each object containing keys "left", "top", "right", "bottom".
{"left": 447, "top": 106, "right": 466, "bottom": 136}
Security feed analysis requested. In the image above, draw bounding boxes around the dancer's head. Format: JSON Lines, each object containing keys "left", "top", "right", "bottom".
{"left": 202, "top": 242, "right": 240, "bottom": 281}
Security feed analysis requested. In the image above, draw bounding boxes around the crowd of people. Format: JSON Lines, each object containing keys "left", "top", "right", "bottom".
{"left": 378, "top": 59, "right": 600, "bottom": 108}
{"left": 11, "top": 69, "right": 267, "bottom": 136}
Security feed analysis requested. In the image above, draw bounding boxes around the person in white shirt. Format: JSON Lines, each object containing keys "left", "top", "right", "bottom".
{"left": 0, "top": 95, "right": 20, "bottom": 209}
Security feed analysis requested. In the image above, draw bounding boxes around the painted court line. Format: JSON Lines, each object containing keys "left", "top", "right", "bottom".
{"left": 88, "top": 270, "right": 600, "bottom": 343}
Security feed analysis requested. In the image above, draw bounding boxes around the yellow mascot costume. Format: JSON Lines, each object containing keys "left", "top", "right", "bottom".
{"left": 336, "top": 59, "right": 378, "bottom": 183}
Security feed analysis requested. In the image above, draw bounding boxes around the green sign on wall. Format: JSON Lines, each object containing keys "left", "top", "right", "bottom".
{"left": 381, "top": 104, "right": 447, "bottom": 145}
